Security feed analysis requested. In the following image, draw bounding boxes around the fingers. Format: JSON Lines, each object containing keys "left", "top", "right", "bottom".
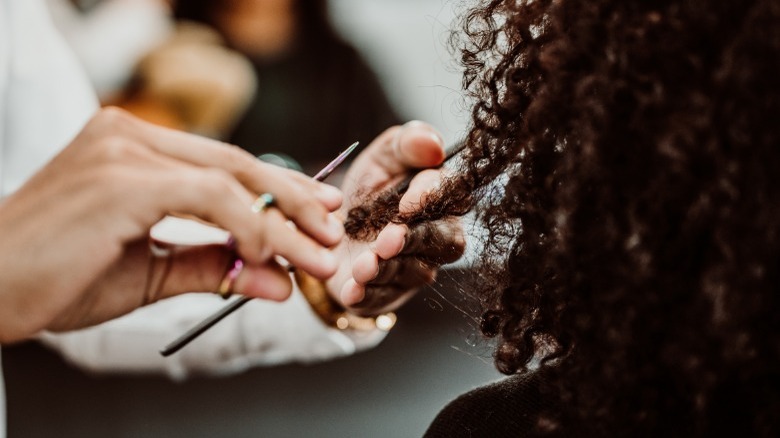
{"left": 156, "top": 244, "right": 293, "bottom": 302}
{"left": 281, "top": 167, "right": 343, "bottom": 211}
{"left": 372, "top": 224, "right": 407, "bottom": 260}
{"left": 78, "top": 107, "right": 344, "bottom": 276}
{"left": 253, "top": 209, "right": 338, "bottom": 279}
{"left": 398, "top": 168, "right": 442, "bottom": 215}
{"left": 233, "top": 262, "right": 292, "bottom": 301}
{"left": 342, "top": 121, "right": 445, "bottom": 196}
{"left": 341, "top": 256, "right": 434, "bottom": 309}
{"left": 339, "top": 279, "right": 365, "bottom": 307}
{"left": 341, "top": 217, "right": 464, "bottom": 309}
{"left": 340, "top": 277, "right": 419, "bottom": 313}
{"left": 371, "top": 257, "right": 437, "bottom": 287}
{"left": 399, "top": 218, "right": 466, "bottom": 265}
{"left": 391, "top": 121, "right": 447, "bottom": 169}
{"left": 85, "top": 108, "right": 344, "bottom": 247}
{"left": 371, "top": 218, "right": 465, "bottom": 267}
{"left": 349, "top": 224, "right": 407, "bottom": 285}
{"left": 145, "top": 170, "right": 337, "bottom": 278}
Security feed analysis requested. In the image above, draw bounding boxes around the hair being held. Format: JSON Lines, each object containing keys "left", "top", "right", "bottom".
{"left": 345, "top": 0, "right": 780, "bottom": 434}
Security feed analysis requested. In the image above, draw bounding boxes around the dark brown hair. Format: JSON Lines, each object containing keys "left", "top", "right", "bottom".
{"left": 346, "top": 0, "right": 780, "bottom": 434}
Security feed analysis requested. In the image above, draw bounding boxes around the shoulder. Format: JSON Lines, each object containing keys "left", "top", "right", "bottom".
{"left": 424, "top": 371, "right": 546, "bottom": 438}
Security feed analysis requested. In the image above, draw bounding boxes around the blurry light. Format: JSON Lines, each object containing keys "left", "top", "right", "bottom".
{"left": 375, "top": 313, "right": 397, "bottom": 331}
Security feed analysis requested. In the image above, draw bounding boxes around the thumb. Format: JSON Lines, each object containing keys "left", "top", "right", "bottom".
{"left": 344, "top": 121, "right": 445, "bottom": 194}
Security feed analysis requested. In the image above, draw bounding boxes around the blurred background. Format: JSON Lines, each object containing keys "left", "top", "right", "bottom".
{"left": 329, "top": 0, "right": 471, "bottom": 146}
{"left": 46, "top": 0, "right": 472, "bottom": 171}
{"left": 3, "top": 1, "right": 499, "bottom": 437}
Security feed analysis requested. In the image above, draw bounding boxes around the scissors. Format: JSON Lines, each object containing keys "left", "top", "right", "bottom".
{"left": 160, "top": 141, "right": 359, "bottom": 356}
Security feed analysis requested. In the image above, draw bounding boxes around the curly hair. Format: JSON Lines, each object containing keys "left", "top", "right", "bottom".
{"left": 345, "top": 0, "right": 780, "bottom": 434}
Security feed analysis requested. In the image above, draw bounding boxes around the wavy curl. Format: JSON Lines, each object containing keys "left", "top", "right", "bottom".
{"left": 345, "top": 0, "right": 780, "bottom": 434}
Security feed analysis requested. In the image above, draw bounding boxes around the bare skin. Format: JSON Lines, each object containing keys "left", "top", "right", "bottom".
{"left": 325, "top": 122, "right": 466, "bottom": 315}
{"left": 0, "top": 111, "right": 463, "bottom": 342}
{"left": 0, "top": 107, "right": 342, "bottom": 342}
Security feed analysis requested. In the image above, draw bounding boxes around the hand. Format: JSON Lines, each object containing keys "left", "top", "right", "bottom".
{"left": 325, "top": 122, "right": 466, "bottom": 315}
{"left": 0, "top": 108, "right": 343, "bottom": 343}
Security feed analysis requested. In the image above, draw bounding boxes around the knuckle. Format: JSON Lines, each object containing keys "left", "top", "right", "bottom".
{"left": 219, "top": 142, "right": 255, "bottom": 174}
{"left": 94, "top": 106, "right": 132, "bottom": 128}
{"left": 98, "top": 136, "right": 136, "bottom": 162}
{"left": 253, "top": 218, "right": 279, "bottom": 261}
{"left": 285, "top": 188, "right": 317, "bottom": 216}
{"left": 200, "top": 168, "right": 235, "bottom": 193}
{"left": 246, "top": 222, "right": 273, "bottom": 261}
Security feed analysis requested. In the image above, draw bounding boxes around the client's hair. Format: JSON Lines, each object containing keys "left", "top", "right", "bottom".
{"left": 346, "top": 0, "right": 780, "bottom": 434}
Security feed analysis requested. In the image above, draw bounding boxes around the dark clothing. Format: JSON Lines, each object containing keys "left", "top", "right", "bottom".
{"left": 425, "top": 369, "right": 780, "bottom": 437}
{"left": 229, "top": 42, "right": 400, "bottom": 174}
{"left": 425, "top": 372, "right": 546, "bottom": 438}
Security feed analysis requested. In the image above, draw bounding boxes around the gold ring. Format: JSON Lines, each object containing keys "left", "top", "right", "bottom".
{"left": 251, "top": 193, "right": 275, "bottom": 213}
{"left": 217, "top": 258, "right": 244, "bottom": 299}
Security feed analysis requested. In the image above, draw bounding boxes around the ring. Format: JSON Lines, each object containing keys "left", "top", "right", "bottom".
{"left": 143, "top": 238, "right": 175, "bottom": 306}
{"left": 251, "top": 193, "right": 275, "bottom": 213}
{"left": 217, "top": 258, "right": 244, "bottom": 299}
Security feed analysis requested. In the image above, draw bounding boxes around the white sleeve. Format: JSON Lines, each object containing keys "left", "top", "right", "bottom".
{"left": 45, "top": 0, "right": 174, "bottom": 97}
{"left": 38, "top": 217, "right": 387, "bottom": 381}
{"left": 38, "top": 288, "right": 387, "bottom": 381}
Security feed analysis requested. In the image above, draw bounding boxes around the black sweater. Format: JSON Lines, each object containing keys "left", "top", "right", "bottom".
{"left": 424, "top": 372, "right": 546, "bottom": 438}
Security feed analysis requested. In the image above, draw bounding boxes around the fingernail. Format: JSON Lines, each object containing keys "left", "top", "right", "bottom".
{"left": 403, "top": 121, "right": 442, "bottom": 144}
{"left": 403, "top": 120, "right": 426, "bottom": 128}
{"left": 390, "top": 224, "right": 407, "bottom": 257}
{"left": 429, "top": 131, "right": 443, "bottom": 146}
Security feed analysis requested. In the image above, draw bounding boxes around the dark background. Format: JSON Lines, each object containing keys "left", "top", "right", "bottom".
{"left": 3, "top": 271, "right": 500, "bottom": 438}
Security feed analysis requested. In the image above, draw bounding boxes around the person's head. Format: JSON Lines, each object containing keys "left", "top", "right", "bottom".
{"left": 346, "top": 0, "right": 780, "bottom": 434}
{"left": 173, "top": 0, "right": 336, "bottom": 58}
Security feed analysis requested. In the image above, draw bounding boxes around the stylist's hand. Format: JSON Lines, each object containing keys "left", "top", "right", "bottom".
{"left": 326, "top": 122, "right": 465, "bottom": 315}
{"left": 0, "top": 108, "right": 343, "bottom": 343}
